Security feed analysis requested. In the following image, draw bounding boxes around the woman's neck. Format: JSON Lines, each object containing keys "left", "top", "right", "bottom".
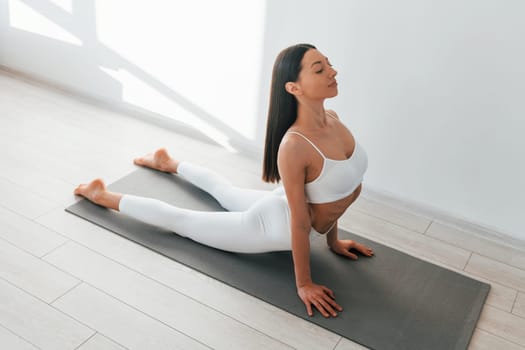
{"left": 296, "top": 100, "right": 328, "bottom": 129}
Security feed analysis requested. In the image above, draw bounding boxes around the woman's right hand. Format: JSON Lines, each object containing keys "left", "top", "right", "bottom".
{"left": 297, "top": 283, "right": 343, "bottom": 317}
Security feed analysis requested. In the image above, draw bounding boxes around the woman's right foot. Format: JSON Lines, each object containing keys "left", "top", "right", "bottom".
{"left": 74, "top": 178, "right": 106, "bottom": 204}
{"left": 133, "top": 148, "right": 179, "bottom": 173}
{"left": 74, "top": 178, "right": 122, "bottom": 210}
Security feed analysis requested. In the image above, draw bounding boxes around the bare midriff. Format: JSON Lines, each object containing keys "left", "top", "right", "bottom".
{"left": 309, "top": 183, "right": 362, "bottom": 234}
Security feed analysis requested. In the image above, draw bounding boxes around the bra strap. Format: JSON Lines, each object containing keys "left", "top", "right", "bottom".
{"left": 326, "top": 110, "right": 338, "bottom": 120}
{"left": 287, "top": 131, "right": 326, "bottom": 159}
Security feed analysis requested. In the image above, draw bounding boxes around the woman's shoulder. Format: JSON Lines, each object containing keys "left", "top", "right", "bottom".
{"left": 279, "top": 131, "right": 305, "bottom": 157}
{"left": 326, "top": 109, "right": 340, "bottom": 120}
{"left": 278, "top": 130, "right": 312, "bottom": 167}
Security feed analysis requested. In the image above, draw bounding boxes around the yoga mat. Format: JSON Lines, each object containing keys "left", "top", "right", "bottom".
{"left": 66, "top": 168, "right": 490, "bottom": 350}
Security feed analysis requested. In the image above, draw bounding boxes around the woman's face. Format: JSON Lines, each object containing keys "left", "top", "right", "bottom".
{"left": 294, "top": 49, "right": 338, "bottom": 100}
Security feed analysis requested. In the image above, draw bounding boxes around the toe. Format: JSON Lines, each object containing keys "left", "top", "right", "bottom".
{"left": 134, "top": 157, "right": 145, "bottom": 165}
{"left": 73, "top": 185, "right": 84, "bottom": 195}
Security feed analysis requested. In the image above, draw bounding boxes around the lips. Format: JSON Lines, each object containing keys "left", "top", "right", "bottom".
{"left": 328, "top": 80, "right": 338, "bottom": 87}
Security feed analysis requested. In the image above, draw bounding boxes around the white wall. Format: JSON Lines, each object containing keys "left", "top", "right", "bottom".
{"left": 1, "top": 0, "right": 267, "bottom": 151}
{"left": 1, "top": 0, "right": 524, "bottom": 241}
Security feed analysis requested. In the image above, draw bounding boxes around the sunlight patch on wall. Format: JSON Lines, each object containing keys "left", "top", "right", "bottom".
{"left": 100, "top": 66, "right": 236, "bottom": 152}
{"left": 49, "top": 0, "right": 72, "bottom": 14}
{"left": 95, "top": 1, "right": 266, "bottom": 144}
{"left": 8, "top": 0, "right": 81, "bottom": 45}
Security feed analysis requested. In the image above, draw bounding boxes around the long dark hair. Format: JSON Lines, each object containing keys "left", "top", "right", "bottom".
{"left": 262, "top": 43, "right": 316, "bottom": 183}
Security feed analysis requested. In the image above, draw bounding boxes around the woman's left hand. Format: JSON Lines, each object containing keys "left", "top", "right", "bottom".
{"left": 329, "top": 239, "right": 374, "bottom": 259}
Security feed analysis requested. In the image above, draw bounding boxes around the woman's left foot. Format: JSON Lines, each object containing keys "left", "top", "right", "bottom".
{"left": 133, "top": 148, "right": 179, "bottom": 173}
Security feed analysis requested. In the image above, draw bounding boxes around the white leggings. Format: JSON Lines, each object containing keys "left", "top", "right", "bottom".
{"left": 119, "top": 162, "right": 318, "bottom": 253}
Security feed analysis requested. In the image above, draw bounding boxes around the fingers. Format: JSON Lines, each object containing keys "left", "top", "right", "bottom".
{"left": 349, "top": 240, "right": 375, "bottom": 257}
{"left": 344, "top": 250, "right": 359, "bottom": 260}
{"left": 300, "top": 284, "right": 343, "bottom": 318}
{"left": 306, "top": 302, "right": 313, "bottom": 317}
{"left": 321, "top": 286, "right": 343, "bottom": 312}
{"left": 323, "top": 293, "right": 343, "bottom": 312}
{"left": 316, "top": 299, "right": 337, "bottom": 317}
{"left": 309, "top": 296, "right": 342, "bottom": 318}
{"left": 322, "top": 285, "right": 335, "bottom": 299}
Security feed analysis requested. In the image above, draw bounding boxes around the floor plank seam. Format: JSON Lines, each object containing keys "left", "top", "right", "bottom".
{"left": 422, "top": 220, "right": 433, "bottom": 234}
{"left": 58, "top": 281, "right": 213, "bottom": 350}
{"left": 0, "top": 273, "right": 62, "bottom": 307}
{"left": 0, "top": 274, "right": 98, "bottom": 336}
{"left": 49, "top": 280, "right": 84, "bottom": 305}
{"left": 40, "top": 239, "right": 72, "bottom": 260}
{"left": 349, "top": 207, "right": 428, "bottom": 235}
{"left": 511, "top": 292, "right": 520, "bottom": 316}
{"left": 0, "top": 233, "right": 52, "bottom": 260}
{"left": 0, "top": 321, "right": 43, "bottom": 350}
{"left": 41, "top": 237, "right": 296, "bottom": 350}
{"left": 474, "top": 251, "right": 525, "bottom": 275}
{"left": 331, "top": 337, "right": 343, "bottom": 350}
{"left": 432, "top": 218, "right": 525, "bottom": 254}
{"left": 339, "top": 223, "right": 469, "bottom": 272}
{"left": 0, "top": 173, "right": 57, "bottom": 206}
{"left": 477, "top": 327, "right": 525, "bottom": 349}
{"left": 465, "top": 268, "right": 525, "bottom": 297}
{"left": 419, "top": 232, "right": 525, "bottom": 274}
{"left": 463, "top": 252, "right": 473, "bottom": 271}
{"left": 34, "top": 204, "right": 72, "bottom": 222}
{"left": 72, "top": 331, "right": 99, "bottom": 350}
{"left": 346, "top": 210, "right": 476, "bottom": 262}
{"left": 362, "top": 188, "right": 525, "bottom": 253}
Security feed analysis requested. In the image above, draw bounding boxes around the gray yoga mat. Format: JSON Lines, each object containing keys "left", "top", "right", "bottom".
{"left": 66, "top": 167, "right": 490, "bottom": 350}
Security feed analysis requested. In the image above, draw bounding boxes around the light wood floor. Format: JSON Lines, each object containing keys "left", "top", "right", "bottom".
{"left": 1, "top": 69, "right": 524, "bottom": 350}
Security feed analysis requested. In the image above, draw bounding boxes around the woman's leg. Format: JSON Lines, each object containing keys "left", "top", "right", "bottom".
{"left": 118, "top": 192, "right": 291, "bottom": 253}
{"left": 176, "top": 162, "right": 273, "bottom": 211}
{"left": 74, "top": 177, "right": 293, "bottom": 253}
{"left": 134, "top": 148, "right": 273, "bottom": 211}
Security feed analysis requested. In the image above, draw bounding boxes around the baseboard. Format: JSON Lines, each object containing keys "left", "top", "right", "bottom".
{"left": 361, "top": 184, "right": 525, "bottom": 252}
{"left": 0, "top": 65, "right": 262, "bottom": 159}
{"left": 3, "top": 64, "right": 523, "bottom": 252}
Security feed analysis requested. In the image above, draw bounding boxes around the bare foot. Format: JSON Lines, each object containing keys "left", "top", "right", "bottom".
{"left": 133, "top": 148, "right": 179, "bottom": 173}
{"left": 351, "top": 241, "right": 374, "bottom": 257}
{"left": 74, "top": 178, "right": 106, "bottom": 204}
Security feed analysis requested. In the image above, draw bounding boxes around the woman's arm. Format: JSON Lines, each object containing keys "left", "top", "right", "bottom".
{"left": 278, "top": 138, "right": 314, "bottom": 287}
{"left": 278, "top": 138, "right": 342, "bottom": 318}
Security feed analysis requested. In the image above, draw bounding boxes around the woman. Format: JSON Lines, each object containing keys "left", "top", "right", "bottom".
{"left": 74, "top": 43, "right": 374, "bottom": 319}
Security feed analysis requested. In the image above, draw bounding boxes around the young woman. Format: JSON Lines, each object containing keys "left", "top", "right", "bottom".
{"left": 74, "top": 43, "right": 374, "bottom": 319}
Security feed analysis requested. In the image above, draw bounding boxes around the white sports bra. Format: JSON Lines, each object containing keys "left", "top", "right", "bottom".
{"left": 286, "top": 118, "right": 368, "bottom": 204}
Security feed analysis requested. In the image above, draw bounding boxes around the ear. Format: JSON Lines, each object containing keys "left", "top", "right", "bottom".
{"left": 285, "top": 82, "right": 302, "bottom": 96}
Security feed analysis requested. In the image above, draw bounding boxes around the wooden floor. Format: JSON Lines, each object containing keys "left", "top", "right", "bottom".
{"left": 1, "top": 69, "right": 524, "bottom": 350}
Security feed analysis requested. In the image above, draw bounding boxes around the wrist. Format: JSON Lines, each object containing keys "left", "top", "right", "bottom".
{"left": 328, "top": 239, "right": 339, "bottom": 249}
{"left": 296, "top": 279, "right": 312, "bottom": 289}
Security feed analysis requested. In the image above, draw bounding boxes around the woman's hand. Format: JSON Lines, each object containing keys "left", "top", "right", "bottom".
{"left": 329, "top": 239, "right": 374, "bottom": 260}
{"left": 297, "top": 282, "right": 343, "bottom": 317}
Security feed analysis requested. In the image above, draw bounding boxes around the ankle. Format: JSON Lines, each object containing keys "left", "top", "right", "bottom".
{"left": 168, "top": 159, "right": 180, "bottom": 173}
{"left": 90, "top": 189, "right": 106, "bottom": 204}
{"left": 97, "top": 191, "right": 122, "bottom": 211}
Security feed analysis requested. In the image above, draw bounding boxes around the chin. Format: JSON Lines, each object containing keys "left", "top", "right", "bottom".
{"left": 327, "top": 89, "right": 339, "bottom": 98}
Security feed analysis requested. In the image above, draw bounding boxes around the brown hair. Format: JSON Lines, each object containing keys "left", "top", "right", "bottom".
{"left": 262, "top": 43, "right": 315, "bottom": 183}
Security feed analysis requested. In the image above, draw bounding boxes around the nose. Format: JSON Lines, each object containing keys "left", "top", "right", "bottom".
{"left": 330, "top": 67, "right": 337, "bottom": 78}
